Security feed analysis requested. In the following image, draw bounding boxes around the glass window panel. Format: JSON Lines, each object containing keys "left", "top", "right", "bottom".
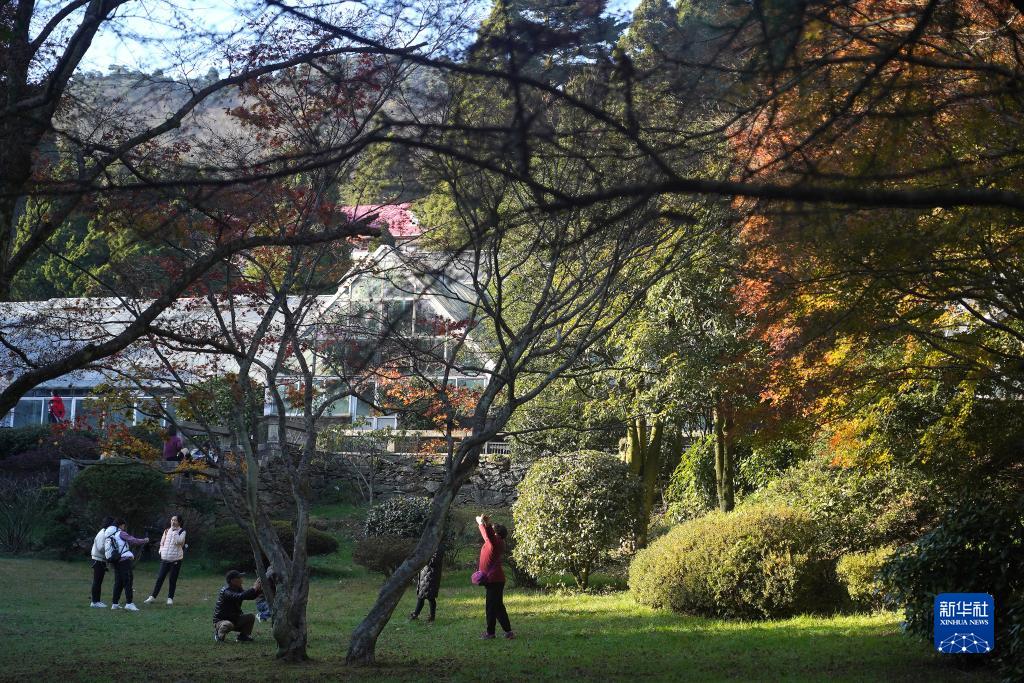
{"left": 355, "top": 385, "right": 375, "bottom": 417}
{"left": 350, "top": 275, "right": 382, "bottom": 300}
{"left": 135, "top": 398, "right": 163, "bottom": 425}
{"left": 458, "top": 378, "right": 487, "bottom": 392}
{"left": 322, "top": 396, "right": 352, "bottom": 417}
{"left": 385, "top": 300, "right": 413, "bottom": 336}
{"left": 76, "top": 399, "right": 104, "bottom": 430}
{"left": 414, "top": 300, "right": 445, "bottom": 336}
{"left": 11, "top": 399, "right": 44, "bottom": 427}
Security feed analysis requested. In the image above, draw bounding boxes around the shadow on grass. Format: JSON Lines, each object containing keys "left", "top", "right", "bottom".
{"left": 0, "top": 557, "right": 997, "bottom": 683}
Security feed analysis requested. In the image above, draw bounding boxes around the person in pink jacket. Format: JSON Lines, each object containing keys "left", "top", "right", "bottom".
{"left": 476, "top": 514, "right": 514, "bottom": 640}
{"left": 145, "top": 514, "right": 187, "bottom": 605}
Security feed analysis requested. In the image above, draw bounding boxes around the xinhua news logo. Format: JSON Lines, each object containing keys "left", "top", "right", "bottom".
{"left": 934, "top": 593, "right": 995, "bottom": 654}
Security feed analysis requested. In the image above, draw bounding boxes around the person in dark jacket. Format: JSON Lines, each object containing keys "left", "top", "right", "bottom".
{"left": 213, "top": 570, "right": 262, "bottom": 642}
{"left": 409, "top": 543, "right": 445, "bottom": 622}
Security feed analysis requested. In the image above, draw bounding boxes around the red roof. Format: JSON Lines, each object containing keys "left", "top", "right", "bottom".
{"left": 340, "top": 204, "right": 421, "bottom": 238}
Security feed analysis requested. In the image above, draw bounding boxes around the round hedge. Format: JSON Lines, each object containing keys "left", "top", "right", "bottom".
{"left": 629, "top": 503, "right": 832, "bottom": 619}
{"left": 353, "top": 536, "right": 418, "bottom": 576}
{"left": 67, "top": 459, "right": 170, "bottom": 531}
{"left": 364, "top": 495, "right": 454, "bottom": 543}
{"left": 207, "top": 521, "right": 338, "bottom": 570}
{"left": 364, "top": 496, "right": 433, "bottom": 538}
{"left": 512, "top": 451, "right": 641, "bottom": 588}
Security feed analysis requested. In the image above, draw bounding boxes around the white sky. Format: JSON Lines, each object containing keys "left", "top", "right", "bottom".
{"left": 78, "top": 0, "right": 644, "bottom": 73}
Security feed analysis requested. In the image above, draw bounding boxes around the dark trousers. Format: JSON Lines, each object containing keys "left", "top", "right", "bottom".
{"left": 112, "top": 559, "right": 134, "bottom": 604}
{"left": 151, "top": 560, "right": 182, "bottom": 599}
{"left": 484, "top": 581, "right": 511, "bottom": 635}
{"left": 413, "top": 597, "right": 436, "bottom": 620}
{"left": 91, "top": 561, "right": 107, "bottom": 603}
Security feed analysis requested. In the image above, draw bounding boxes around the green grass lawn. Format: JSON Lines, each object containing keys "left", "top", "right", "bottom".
{"left": 0, "top": 552, "right": 995, "bottom": 683}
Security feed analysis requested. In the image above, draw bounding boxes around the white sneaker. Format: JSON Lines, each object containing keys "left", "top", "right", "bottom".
{"left": 90, "top": 602, "right": 107, "bottom": 608}
{"left": 124, "top": 603, "right": 139, "bottom": 612}
{"left": 144, "top": 596, "right": 155, "bottom": 604}
{"left": 111, "top": 604, "right": 122, "bottom": 610}
{"left": 166, "top": 598, "right": 173, "bottom": 606}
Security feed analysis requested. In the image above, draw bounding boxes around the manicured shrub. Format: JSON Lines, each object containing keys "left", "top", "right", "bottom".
{"left": 364, "top": 495, "right": 453, "bottom": 543}
{"left": 629, "top": 503, "right": 832, "bottom": 619}
{"left": 502, "top": 534, "right": 539, "bottom": 588}
{"left": 880, "top": 496, "right": 1024, "bottom": 680}
{"left": 359, "top": 496, "right": 453, "bottom": 576}
{"left": 0, "top": 425, "right": 51, "bottom": 458}
{"left": 364, "top": 496, "right": 433, "bottom": 538}
{"left": 206, "top": 521, "right": 338, "bottom": 570}
{"left": 512, "top": 451, "right": 642, "bottom": 589}
{"left": 66, "top": 458, "right": 170, "bottom": 531}
{"left": 752, "top": 457, "right": 932, "bottom": 559}
{"left": 279, "top": 523, "right": 338, "bottom": 556}
{"left": 353, "top": 536, "right": 418, "bottom": 576}
{"left": 837, "top": 546, "right": 894, "bottom": 611}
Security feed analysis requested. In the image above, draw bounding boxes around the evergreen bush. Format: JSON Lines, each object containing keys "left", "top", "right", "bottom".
{"left": 664, "top": 435, "right": 717, "bottom": 522}
{"left": 66, "top": 459, "right": 170, "bottom": 531}
{"left": 353, "top": 536, "right": 418, "bottom": 576}
{"left": 836, "top": 546, "right": 894, "bottom": 610}
{"left": 206, "top": 521, "right": 338, "bottom": 570}
{"left": 752, "top": 458, "right": 932, "bottom": 559}
{"left": 364, "top": 496, "right": 434, "bottom": 538}
{"left": 512, "top": 451, "right": 641, "bottom": 589}
{"left": 880, "top": 496, "right": 1024, "bottom": 681}
{"left": 629, "top": 503, "right": 835, "bottom": 618}
{"left": 0, "top": 425, "right": 52, "bottom": 458}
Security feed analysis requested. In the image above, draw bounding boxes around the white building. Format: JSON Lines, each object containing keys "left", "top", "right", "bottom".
{"left": 0, "top": 204, "right": 492, "bottom": 438}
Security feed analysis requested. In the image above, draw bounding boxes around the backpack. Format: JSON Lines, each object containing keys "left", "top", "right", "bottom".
{"left": 104, "top": 530, "right": 124, "bottom": 562}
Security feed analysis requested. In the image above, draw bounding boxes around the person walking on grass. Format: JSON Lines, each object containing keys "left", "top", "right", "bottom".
{"left": 108, "top": 518, "right": 149, "bottom": 611}
{"left": 476, "top": 514, "right": 514, "bottom": 640}
{"left": 213, "top": 570, "right": 262, "bottom": 643}
{"left": 89, "top": 516, "right": 116, "bottom": 608}
{"left": 145, "top": 514, "right": 187, "bottom": 606}
{"left": 409, "top": 542, "right": 445, "bottom": 623}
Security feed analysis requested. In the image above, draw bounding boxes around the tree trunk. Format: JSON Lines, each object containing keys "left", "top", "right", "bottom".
{"left": 639, "top": 420, "right": 663, "bottom": 545}
{"left": 272, "top": 572, "right": 310, "bottom": 662}
{"left": 623, "top": 417, "right": 663, "bottom": 546}
{"left": 712, "top": 395, "right": 734, "bottom": 512}
{"left": 346, "top": 465, "right": 468, "bottom": 665}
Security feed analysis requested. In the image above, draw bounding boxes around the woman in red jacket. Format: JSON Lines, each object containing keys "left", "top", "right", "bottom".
{"left": 476, "top": 514, "right": 514, "bottom": 639}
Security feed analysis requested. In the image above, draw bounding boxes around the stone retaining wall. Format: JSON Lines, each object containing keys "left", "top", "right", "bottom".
{"left": 60, "top": 451, "right": 528, "bottom": 515}
{"left": 311, "top": 452, "right": 528, "bottom": 507}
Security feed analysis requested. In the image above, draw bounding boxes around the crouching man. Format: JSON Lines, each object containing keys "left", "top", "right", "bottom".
{"left": 213, "top": 570, "right": 262, "bottom": 643}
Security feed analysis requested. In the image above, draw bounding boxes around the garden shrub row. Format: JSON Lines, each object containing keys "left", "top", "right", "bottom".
{"left": 750, "top": 457, "right": 934, "bottom": 559}
{"left": 206, "top": 521, "right": 338, "bottom": 570}
{"left": 629, "top": 503, "right": 837, "bottom": 619}
{"left": 836, "top": 546, "right": 894, "bottom": 610}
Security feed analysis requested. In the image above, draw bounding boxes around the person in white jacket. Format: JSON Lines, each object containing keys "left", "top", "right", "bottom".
{"left": 144, "top": 515, "right": 187, "bottom": 605}
{"left": 89, "top": 517, "right": 116, "bottom": 608}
